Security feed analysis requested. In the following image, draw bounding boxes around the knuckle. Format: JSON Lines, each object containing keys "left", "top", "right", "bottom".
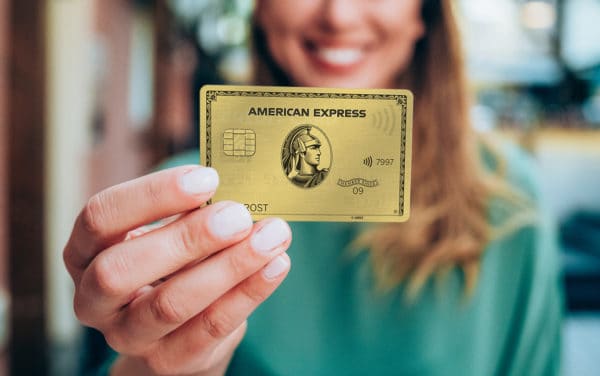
{"left": 88, "top": 255, "right": 125, "bottom": 298}
{"left": 201, "top": 308, "right": 236, "bottom": 340}
{"left": 239, "top": 279, "right": 270, "bottom": 304}
{"left": 170, "top": 220, "right": 201, "bottom": 262}
{"left": 150, "top": 289, "right": 187, "bottom": 326}
{"left": 62, "top": 245, "right": 78, "bottom": 278}
{"left": 73, "top": 293, "right": 94, "bottom": 326}
{"left": 144, "top": 178, "right": 165, "bottom": 207}
{"left": 225, "top": 249, "right": 254, "bottom": 278}
{"left": 62, "top": 244, "right": 72, "bottom": 268}
{"left": 80, "top": 193, "right": 109, "bottom": 237}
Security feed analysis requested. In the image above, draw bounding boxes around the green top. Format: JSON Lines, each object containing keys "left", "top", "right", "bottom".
{"left": 92, "top": 144, "right": 562, "bottom": 376}
{"left": 168, "top": 146, "right": 563, "bottom": 376}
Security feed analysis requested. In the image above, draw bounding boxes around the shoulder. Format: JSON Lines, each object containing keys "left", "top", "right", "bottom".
{"left": 477, "top": 138, "right": 563, "bottom": 371}
{"left": 480, "top": 135, "right": 561, "bottom": 298}
{"left": 479, "top": 134, "right": 561, "bottom": 288}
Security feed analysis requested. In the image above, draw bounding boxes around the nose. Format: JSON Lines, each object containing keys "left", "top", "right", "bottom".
{"left": 320, "top": 0, "right": 363, "bottom": 32}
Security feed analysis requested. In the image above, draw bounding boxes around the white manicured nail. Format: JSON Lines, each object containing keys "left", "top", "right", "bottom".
{"left": 209, "top": 203, "right": 252, "bottom": 239}
{"left": 251, "top": 219, "right": 290, "bottom": 254}
{"left": 180, "top": 167, "right": 219, "bottom": 195}
{"left": 263, "top": 255, "right": 290, "bottom": 279}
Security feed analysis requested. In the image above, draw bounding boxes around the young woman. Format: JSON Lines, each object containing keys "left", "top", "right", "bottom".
{"left": 67, "top": 1, "right": 562, "bottom": 375}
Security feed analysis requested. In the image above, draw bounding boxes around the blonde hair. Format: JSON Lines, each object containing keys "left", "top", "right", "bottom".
{"left": 251, "top": 0, "right": 532, "bottom": 299}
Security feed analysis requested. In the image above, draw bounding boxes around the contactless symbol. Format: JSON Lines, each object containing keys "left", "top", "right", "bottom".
{"left": 363, "top": 155, "right": 373, "bottom": 167}
{"left": 281, "top": 124, "right": 331, "bottom": 189}
{"left": 372, "top": 105, "right": 398, "bottom": 136}
{"left": 223, "top": 129, "right": 255, "bottom": 156}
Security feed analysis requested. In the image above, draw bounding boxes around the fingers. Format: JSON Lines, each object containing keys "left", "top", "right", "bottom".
{"left": 75, "top": 201, "right": 254, "bottom": 323}
{"left": 64, "top": 165, "right": 219, "bottom": 279}
{"left": 64, "top": 165, "right": 296, "bottom": 375}
{"left": 105, "top": 219, "right": 291, "bottom": 351}
{"left": 147, "top": 254, "right": 290, "bottom": 375}
{"left": 124, "top": 213, "right": 183, "bottom": 241}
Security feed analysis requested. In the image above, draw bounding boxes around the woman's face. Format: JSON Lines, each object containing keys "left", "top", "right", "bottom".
{"left": 256, "top": 0, "right": 425, "bottom": 88}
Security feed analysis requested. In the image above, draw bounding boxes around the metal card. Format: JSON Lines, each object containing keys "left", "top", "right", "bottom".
{"left": 200, "top": 85, "right": 412, "bottom": 222}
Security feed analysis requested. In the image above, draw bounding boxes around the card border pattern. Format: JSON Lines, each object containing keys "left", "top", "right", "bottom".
{"left": 203, "top": 89, "right": 409, "bottom": 218}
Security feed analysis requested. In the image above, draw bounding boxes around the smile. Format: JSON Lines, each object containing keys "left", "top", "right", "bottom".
{"left": 315, "top": 47, "right": 364, "bottom": 66}
{"left": 304, "top": 40, "right": 369, "bottom": 71}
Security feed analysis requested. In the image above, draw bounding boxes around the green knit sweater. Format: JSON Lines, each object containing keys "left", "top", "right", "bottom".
{"left": 94, "top": 144, "right": 563, "bottom": 376}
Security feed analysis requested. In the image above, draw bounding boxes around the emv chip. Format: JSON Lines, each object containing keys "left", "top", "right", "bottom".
{"left": 223, "top": 129, "right": 256, "bottom": 156}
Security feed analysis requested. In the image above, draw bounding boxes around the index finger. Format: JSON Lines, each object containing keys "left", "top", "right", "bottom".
{"left": 64, "top": 165, "right": 219, "bottom": 278}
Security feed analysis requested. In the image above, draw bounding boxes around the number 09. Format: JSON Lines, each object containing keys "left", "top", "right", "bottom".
{"left": 353, "top": 187, "right": 364, "bottom": 195}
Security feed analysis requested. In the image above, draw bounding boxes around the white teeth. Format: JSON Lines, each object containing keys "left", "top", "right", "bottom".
{"left": 316, "top": 48, "right": 363, "bottom": 66}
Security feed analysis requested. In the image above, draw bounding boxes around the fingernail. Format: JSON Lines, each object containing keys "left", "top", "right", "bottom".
{"left": 180, "top": 167, "right": 219, "bottom": 195}
{"left": 251, "top": 219, "right": 290, "bottom": 254}
{"left": 209, "top": 203, "right": 252, "bottom": 239}
{"left": 263, "top": 255, "right": 290, "bottom": 279}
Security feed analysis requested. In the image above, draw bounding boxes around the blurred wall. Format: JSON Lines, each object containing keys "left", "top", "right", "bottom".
{"left": 45, "top": 0, "right": 94, "bottom": 345}
{"left": 8, "top": 0, "right": 48, "bottom": 373}
{"left": 0, "top": 0, "right": 7, "bottom": 282}
{"left": 89, "top": 0, "right": 152, "bottom": 195}
{"left": 45, "top": 0, "right": 160, "bottom": 351}
{"left": 42, "top": 2, "right": 164, "bottom": 374}
{"left": 0, "top": 0, "right": 9, "bottom": 372}
{"left": 536, "top": 130, "right": 600, "bottom": 220}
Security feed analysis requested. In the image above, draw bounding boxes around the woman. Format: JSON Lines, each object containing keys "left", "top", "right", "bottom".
{"left": 67, "top": 1, "right": 563, "bottom": 375}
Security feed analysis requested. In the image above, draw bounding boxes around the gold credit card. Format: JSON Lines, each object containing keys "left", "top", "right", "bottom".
{"left": 200, "top": 85, "right": 412, "bottom": 222}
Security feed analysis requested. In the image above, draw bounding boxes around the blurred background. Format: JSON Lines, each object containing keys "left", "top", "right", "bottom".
{"left": 0, "top": 0, "right": 599, "bottom": 374}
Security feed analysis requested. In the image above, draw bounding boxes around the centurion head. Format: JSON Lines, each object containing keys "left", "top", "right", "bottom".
{"left": 292, "top": 128, "right": 321, "bottom": 154}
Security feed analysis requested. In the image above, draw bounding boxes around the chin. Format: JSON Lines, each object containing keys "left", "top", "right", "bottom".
{"left": 297, "top": 75, "right": 382, "bottom": 89}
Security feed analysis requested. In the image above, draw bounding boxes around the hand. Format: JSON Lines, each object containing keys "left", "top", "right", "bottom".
{"left": 63, "top": 165, "right": 292, "bottom": 375}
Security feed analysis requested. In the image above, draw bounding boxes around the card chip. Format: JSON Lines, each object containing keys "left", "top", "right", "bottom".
{"left": 223, "top": 129, "right": 256, "bottom": 156}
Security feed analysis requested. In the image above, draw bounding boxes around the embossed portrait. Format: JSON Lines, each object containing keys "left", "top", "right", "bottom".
{"left": 281, "top": 125, "right": 331, "bottom": 188}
